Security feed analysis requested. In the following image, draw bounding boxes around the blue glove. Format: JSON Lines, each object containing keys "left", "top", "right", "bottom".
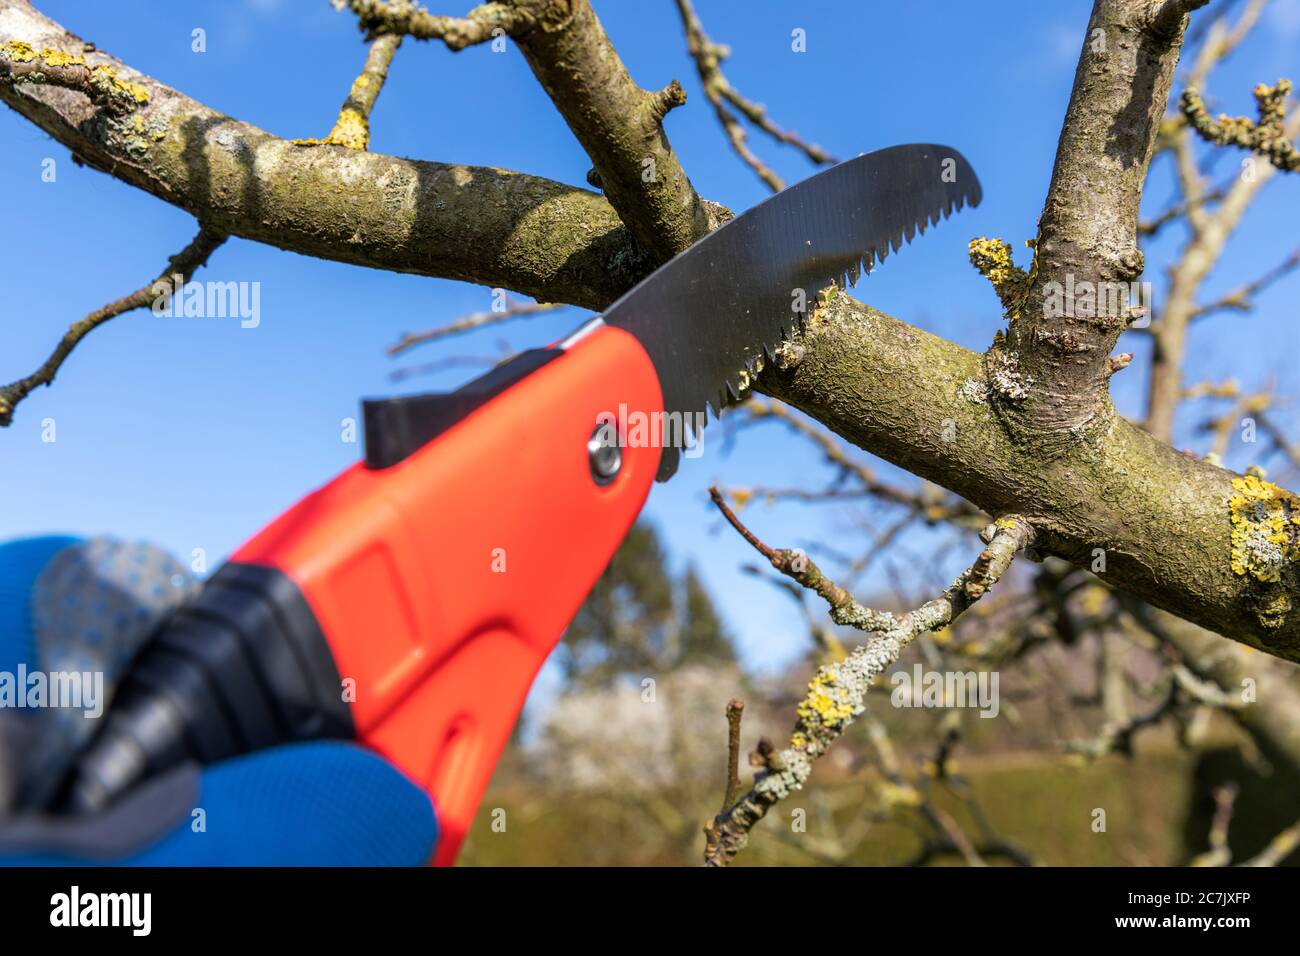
{"left": 0, "top": 537, "right": 438, "bottom": 866}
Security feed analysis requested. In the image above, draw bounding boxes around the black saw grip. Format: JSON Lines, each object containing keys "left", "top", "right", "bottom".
{"left": 58, "top": 562, "right": 354, "bottom": 815}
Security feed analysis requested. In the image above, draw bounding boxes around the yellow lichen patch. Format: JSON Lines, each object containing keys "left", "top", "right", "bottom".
{"left": 89, "top": 64, "right": 149, "bottom": 104}
{"left": 0, "top": 40, "right": 37, "bottom": 62}
{"left": 796, "top": 669, "right": 856, "bottom": 729}
{"left": 1259, "top": 591, "right": 1293, "bottom": 628}
{"left": 0, "top": 41, "right": 86, "bottom": 68}
{"left": 1080, "top": 583, "right": 1111, "bottom": 617}
{"left": 1, "top": 43, "right": 151, "bottom": 110}
{"left": 39, "top": 47, "right": 86, "bottom": 68}
{"left": 1229, "top": 475, "right": 1299, "bottom": 584}
{"left": 969, "top": 236, "right": 1033, "bottom": 321}
{"left": 327, "top": 107, "right": 370, "bottom": 150}
{"left": 293, "top": 107, "right": 370, "bottom": 151}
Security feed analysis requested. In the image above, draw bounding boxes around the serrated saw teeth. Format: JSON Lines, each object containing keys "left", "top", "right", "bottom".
{"left": 597, "top": 144, "right": 983, "bottom": 482}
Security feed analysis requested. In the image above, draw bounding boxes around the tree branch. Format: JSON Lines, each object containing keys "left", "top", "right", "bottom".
{"left": 0, "top": 0, "right": 655, "bottom": 309}
{"left": 1146, "top": 0, "right": 1211, "bottom": 41}
{"left": 1190, "top": 246, "right": 1300, "bottom": 321}
{"left": 347, "top": 0, "right": 530, "bottom": 50}
{"left": 756, "top": 287, "right": 1300, "bottom": 660}
{"left": 503, "top": 0, "right": 723, "bottom": 262}
{"left": 386, "top": 296, "right": 566, "bottom": 355}
{"left": 1001, "top": 0, "right": 1203, "bottom": 449}
{"left": 0, "top": 227, "right": 225, "bottom": 426}
{"left": 702, "top": 491, "right": 1033, "bottom": 866}
{"left": 1182, "top": 79, "right": 1300, "bottom": 172}
{"left": 1144, "top": 111, "right": 1296, "bottom": 438}
{"left": 673, "top": 0, "right": 835, "bottom": 192}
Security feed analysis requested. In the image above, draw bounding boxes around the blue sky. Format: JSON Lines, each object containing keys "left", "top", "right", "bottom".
{"left": 3, "top": 0, "right": 1298, "bottom": 679}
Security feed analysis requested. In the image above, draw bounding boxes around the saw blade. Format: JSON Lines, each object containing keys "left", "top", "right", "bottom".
{"left": 600, "top": 143, "right": 982, "bottom": 479}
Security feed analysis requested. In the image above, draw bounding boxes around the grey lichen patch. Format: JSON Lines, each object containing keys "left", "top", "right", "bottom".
{"left": 961, "top": 377, "right": 989, "bottom": 404}
{"left": 754, "top": 633, "right": 904, "bottom": 804}
{"left": 986, "top": 343, "right": 1033, "bottom": 401}
{"left": 114, "top": 109, "right": 168, "bottom": 157}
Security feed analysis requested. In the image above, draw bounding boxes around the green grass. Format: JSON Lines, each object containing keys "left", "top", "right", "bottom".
{"left": 459, "top": 748, "right": 1214, "bottom": 866}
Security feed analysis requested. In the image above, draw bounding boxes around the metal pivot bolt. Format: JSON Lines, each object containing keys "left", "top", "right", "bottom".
{"left": 588, "top": 421, "right": 622, "bottom": 485}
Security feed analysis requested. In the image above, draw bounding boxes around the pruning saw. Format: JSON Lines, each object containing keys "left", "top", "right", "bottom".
{"left": 51, "top": 144, "right": 981, "bottom": 864}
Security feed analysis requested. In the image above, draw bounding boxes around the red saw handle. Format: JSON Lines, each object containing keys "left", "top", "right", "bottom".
{"left": 230, "top": 324, "right": 661, "bottom": 864}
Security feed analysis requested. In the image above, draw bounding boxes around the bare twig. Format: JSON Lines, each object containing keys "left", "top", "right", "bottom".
{"left": 1257, "top": 411, "right": 1300, "bottom": 470}
{"left": 1190, "top": 246, "right": 1300, "bottom": 320}
{"left": 1184, "top": 0, "right": 1265, "bottom": 83}
{"left": 1241, "top": 814, "right": 1300, "bottom": 866}
{"left": 389, "top": 354, "right": 501, "bottom": 382}
{"left": 1138, "top": 182, "right": 1227, "bottom": 236}
{"left": 1144, "top": 107, "right": 1299, "bottom": 438}
{"left": 740, "top": 398, "right": 982, "bottom": 524}
{"left": 1190, "top": 782, "right": 1238, "bottom": 866}
{"left": 0, "top": 228, "right": 227, "bottom": 426}
{"left": 387, "top": 298, "right": 566, "bottom": 355}
{"left": 1066, "top": 669, "right": 1180, "bottom": 759}
{"left": 865, "top": 714, "right": 1034, "bottom": 867}
{"left": 702, "top": 698, "right": 747, "bottom": 859}
{"left": 673, "top": 0, "right": 835, "bottom": 191}
{"left": 721, "top": 699, "right": 745, "bottom": 807}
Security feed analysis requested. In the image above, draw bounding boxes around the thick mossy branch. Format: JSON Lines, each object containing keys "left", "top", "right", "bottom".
{"left": 756, "top": 287, "right": 1300, "bottom": 659}
{"left": 1181, "top": 79, "right": 1300, "bottom": 172}
{"left": 0, "top": 0, "right": 654, "bottom": 309}
{"left": 344, "top": 0, "right": 717, "bottom": 261}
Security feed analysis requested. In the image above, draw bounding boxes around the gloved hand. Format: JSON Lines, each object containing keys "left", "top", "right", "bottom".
{"left": 0, "top": 536, "right": 438, "bottom": 865}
